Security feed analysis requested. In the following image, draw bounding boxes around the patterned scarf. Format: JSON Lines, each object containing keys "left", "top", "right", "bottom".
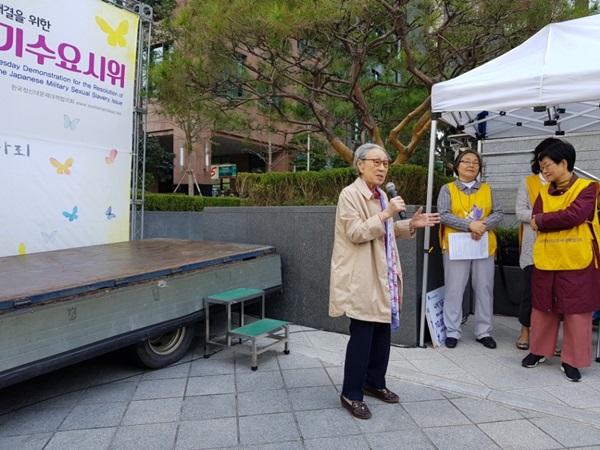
{"left": 376, "top": 186, "right": 400, "bottom": 331}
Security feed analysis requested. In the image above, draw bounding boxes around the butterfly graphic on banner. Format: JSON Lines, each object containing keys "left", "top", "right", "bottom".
{"left": 63, "top": 206, "right": 79, "bottom": 222}
{"left": 105, "top": 149, "right": 118, "bottom": 165}
{"left": 50, "top": 157, "right": 73, "bottom": 175}
{"left": 95, "top": 16, "right": 128, "bottom": 47}
{"left": 105, "top": 206, "right": 116, "bottom": 220}
{"left": 42, "top": 230, "right": 58, "bottom": 243}
{"left": 64, "top": 115, "right": 80, "bottom": 130}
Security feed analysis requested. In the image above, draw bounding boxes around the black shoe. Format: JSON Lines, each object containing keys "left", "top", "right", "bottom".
{"left": 561, "top": 362, "right": 581, "bottom": 382}
{"left": 445, "top": 337, "right": 457, "bottom": 348}
{"left": 476, "top": 336, "right": 497, "bottom": 349}
{"left": 522, "top": 353, "right": 545, "bottom": 368}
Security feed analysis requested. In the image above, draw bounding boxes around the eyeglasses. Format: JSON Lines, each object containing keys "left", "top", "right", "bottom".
{"left": 539, "top": 161, "right": 557, "bottom": 171}
{"left": 459, "top": 160, "right": 480, "bottom": 167}
{"left": 361, "top": 158, "right": 390, "bottom": 168}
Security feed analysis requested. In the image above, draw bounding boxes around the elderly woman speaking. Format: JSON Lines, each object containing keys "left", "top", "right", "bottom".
{"left": 329, "top": 143, "right": 440, "bottom": 419}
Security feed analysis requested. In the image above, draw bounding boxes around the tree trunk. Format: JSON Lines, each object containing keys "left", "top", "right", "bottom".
{"left": 330, "top": 137, "right": 354, "bottom": 165}
{"left": 187, "top": 150, "right": 194, "bottom": 196}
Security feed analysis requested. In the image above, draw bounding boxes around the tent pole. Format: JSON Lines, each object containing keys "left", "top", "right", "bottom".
{"left": 418, "top": 116, "right": 439, "bottom": 348}
{"left": 477, "top": 139, "right": 483, "bottom": 180}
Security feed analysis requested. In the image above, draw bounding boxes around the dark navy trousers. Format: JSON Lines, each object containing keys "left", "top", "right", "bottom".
{"left": 341, "top": 318, "right": 391, "bottom": 401}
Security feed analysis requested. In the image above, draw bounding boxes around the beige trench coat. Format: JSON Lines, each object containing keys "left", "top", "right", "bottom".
{"left": 329, "top": 178, "right": 414, "bottom": 323}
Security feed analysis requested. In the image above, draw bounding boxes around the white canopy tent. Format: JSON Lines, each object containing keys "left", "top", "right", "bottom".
{"left": 420, "top": 14, "right": 600, "bottom": 346}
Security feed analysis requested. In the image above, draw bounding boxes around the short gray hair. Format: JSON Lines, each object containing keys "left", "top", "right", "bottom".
{"left": 353, "top": 143, "right": 387, "bottom": 175}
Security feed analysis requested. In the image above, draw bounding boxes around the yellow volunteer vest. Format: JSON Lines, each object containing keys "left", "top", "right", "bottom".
{"left": 519, "top": 174, "right": 544, "bottom": 248}
{"left": 526, "top": 174, "right": 543, "bottom": 205}
{"left": 533, "top": 178, "right": 600, "bottom": 270}
{"left": 441, "top": 182, "right": 497, "bottom": 256}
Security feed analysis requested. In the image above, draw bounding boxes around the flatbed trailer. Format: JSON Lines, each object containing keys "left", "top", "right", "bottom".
{"left": 0, "top": 239, "right": 282, "bottom": 389}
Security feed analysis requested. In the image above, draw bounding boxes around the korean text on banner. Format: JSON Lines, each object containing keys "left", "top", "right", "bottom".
{"left": 0, "top": 0, "right": 139, "bottom": 257}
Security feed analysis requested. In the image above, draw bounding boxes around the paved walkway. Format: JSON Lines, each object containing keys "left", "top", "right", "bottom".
{"left": 1, "top": 315, "right": 600, "bottom": 449}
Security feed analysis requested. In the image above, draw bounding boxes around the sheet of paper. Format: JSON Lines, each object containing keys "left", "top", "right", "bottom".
{"left": 448, "top": 232, "right": 489, "bottom": 260}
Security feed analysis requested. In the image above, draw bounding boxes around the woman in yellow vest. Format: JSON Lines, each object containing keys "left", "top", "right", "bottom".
{"left": 515, "top": 138, "right": 562, "bottom": 350}
{"left": 522, "top": 141, "right": 600, "bottom": 382}
{"left": 437, "top": 150, "right": 504, "bottom": 349}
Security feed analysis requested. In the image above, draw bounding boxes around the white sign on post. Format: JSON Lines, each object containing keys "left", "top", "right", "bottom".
{"left": 425, "top": 286, "right": 447, "bottom": 348}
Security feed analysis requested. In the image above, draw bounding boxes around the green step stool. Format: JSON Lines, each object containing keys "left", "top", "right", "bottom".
{"left": 229, "top": 318, "right": 290, "bottom": 370}
{"left": 203, "top": 287, "right": 290, "bottom": 370}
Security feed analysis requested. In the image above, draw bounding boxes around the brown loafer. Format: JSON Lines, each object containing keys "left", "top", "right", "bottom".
{"left": 340, "top": 394, "right": 371, "bottom": 419}
{"left": 362, "top": 385, "right": 399, "bottom": 403}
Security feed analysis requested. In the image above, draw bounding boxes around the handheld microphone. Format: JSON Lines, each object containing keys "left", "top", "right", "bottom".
{"left": 385, "top": 182, "right": 407, "bottom": 220}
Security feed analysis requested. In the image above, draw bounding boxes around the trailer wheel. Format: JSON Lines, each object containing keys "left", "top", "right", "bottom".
{"left": 134, "top": 325, "right": 195, "bottom": 369}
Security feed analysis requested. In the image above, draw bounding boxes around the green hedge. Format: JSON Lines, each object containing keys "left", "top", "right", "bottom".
{"left": 495, "top": 225, "right": 519, "bottom": 247}
{"left": 144, "top": 193, "right": 241, "bottom": 211}
{"left": 143, "top": 166, "right": 454, "bottom": 210}
{"left": 237, "top": 165, "right": 454, "bottom": 206}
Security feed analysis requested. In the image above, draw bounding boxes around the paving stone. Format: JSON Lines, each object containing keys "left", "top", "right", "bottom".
{"left": 450, "top": 396, "right": 524, "bottom": 423}
{"left": 0, "top": 433, "right": 52, "bottom": 450}
{"left": 110, "top": 422, "right": 178, "bottom": 450}
{"left": 478, "top": 419, "right": 562, "bottom": 449}
{"left": 1, "top": 315, "right": 600, "bottom": 450}
{"left": 365, "top": 429, "right": 437, "bottom": 450}
{"left": 424, "top": 424, "right": 502, "bottom": 450}
{"left": 238, "top": 412, "right": 300, "bottom": 446}
{"left": 304, "top": 434, "right": 371, "bottom": 450}
{"left": 282, "top": 367, "right": 332, "bottom": 388}
{"left": 237, "top": 389, "right": 292, "bottom": 415}
{"left": 235, "top": 369, "right": 285, "bottom": 392}
{"left": 121, "top": 398, "right": 182, "bottom": 426}
{"left": 531, "top": 416, "right": 600, "bottom": 448}
{"left": 181, "top": 393, "right": 237, "bottom": 420}
{"left": 176, "top": 417, "right": 238, "bottom": 449}
{"left": 295, "top": 407, "right": 361, "bottom": 439}
{"left": 44, "top": 428, "right": 115, "bottom": 450}
{"left": 185, "top": 374, "right": 236, "bottom": 396}
{"left": 287, "top": 386, "right": 339, "bottom": 411}
{"left": 59, "top": 402, "right": 127, "bottom": 430}
{"left": 79, "top": 381, "right": 138, "bottom": 404}
{"left": 132, "top": 378, "right": 187, "bottom": 400}
{"left": 402, "top": 399, "right": 472, "bottom": 428}
{"left": 0, "top": 407, "right": 70, "bottom": 435}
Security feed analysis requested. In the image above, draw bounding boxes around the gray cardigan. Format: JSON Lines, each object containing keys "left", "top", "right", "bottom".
{"left": 515, "top": 175, "right": 547, "bottom": 269}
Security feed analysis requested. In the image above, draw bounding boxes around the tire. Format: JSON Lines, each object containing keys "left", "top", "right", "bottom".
{"left": 134, "top": 324, "right": 195, "bottom": 369}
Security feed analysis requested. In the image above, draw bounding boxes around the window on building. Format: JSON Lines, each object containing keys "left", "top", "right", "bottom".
{"left": 216, "top": 53, "right": 247, "bottom": 99}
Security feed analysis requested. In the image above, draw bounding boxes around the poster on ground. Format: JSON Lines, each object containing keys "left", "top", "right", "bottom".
{"left": 0, "top": 0, "right": 139, "bottom": 257}
{"left": 425, "top": 285, "right": 447, "bottom": 348}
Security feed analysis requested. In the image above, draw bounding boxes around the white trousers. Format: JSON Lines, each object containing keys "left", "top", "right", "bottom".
{"left": 442, "top": 253, "right": 495, "bottom": 340}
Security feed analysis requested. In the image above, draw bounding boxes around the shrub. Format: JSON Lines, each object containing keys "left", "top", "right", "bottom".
{"left": 144, "top": 193, "right": 240, "bottom": 211}
{"left": 495, "top": 226, "right": 519, "bottom": 247}
{"left": 237, "top": 165, "right": 453, "bottom": 206}
{"left": 495, "top": 225, "right": 520, "bottom": 266}
{"left": 144, "top": 165, "right": 454, "bottom": 210}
